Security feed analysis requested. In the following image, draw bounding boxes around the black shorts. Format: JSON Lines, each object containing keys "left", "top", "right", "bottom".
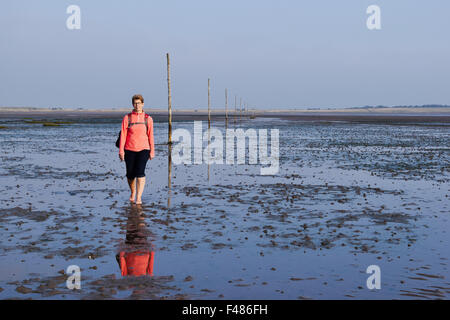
{"left": 124, "top": 149, "right": 150, "bottom": 179}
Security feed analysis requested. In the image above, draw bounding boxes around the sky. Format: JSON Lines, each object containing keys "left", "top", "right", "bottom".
{"left": 1, "top": 0, "right": 449, "bottom": 110}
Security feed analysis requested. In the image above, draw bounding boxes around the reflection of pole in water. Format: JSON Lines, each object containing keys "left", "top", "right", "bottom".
{"left": 207, "top": 130, "right": 210, "bottom": 181}
{"left": 207, "top": 79, "right": 211, "bottom": 181}
{"left": 168, "top": 142, "right": 172, "bottom": 208}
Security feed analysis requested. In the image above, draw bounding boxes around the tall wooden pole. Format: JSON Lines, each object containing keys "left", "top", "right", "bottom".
{"left": 166, "top": 53, "right": 173, "bottom": 200}
{"left": 234, "top": 95, "right": 237, "bottom": 125}
{"left": 208, "top": 78, "right": 211, "bottom": 129}
{"left": 239, "top": 98, "right": 242, "bottom": 122}
{"left": 167, "top": 53, "right": 172, "bottom": 144}
{"left": 225, "top": 88, "right": 228, "bottom": 128}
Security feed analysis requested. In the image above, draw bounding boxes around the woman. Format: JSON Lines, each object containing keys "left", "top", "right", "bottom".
{"left": 119, "top": 94, "right": 155, "bottom": 205}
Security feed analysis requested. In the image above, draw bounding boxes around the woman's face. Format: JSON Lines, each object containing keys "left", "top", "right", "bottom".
{"left": 133, "top": 99, "right": 144, "bottom": 112}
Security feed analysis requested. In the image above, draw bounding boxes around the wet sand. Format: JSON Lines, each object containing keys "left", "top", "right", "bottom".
{"left": 0, "top": 113, "right": 448, "bottom": 299}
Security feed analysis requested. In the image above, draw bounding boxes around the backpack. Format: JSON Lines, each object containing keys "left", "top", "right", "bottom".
{"left": 115, "top": 113, "right": 149, "bottom": 148}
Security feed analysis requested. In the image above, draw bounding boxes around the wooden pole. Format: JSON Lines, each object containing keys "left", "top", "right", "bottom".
{"left": 167, "top": 53, "right": 172, "bottom": 145}
{"left": 208, "top": 78, "right": 211, "bottom": 129}
{"left": 234, "top": 95, "right": 237, "bottom": 125}
{"left": 166, "top": 53, "right": 173, "bottom": 199}
{"left": 239, "top": 98, "right": 242, "bottom": 122}
{"left": 225, "top": 88, "right": 228, "bottom": 128}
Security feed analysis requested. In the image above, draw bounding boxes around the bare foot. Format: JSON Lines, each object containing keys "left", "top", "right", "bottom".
{"left": 129, "top": 194, "right": 136, "bottom": 203}
{"left": 136, "top": 198, "right": 142, "bottom": 205}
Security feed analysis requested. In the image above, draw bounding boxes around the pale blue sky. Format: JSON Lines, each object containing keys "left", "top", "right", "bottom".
{"left": 1, "top": 0, "right": 449, "bottom": 109}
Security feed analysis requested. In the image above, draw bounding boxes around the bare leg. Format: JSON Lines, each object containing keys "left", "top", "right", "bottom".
{"left": 127, "top": 178, "right": 136, "bottom": 202}
{"left": 136, "top": 177, "right": 146, "bottom": 204}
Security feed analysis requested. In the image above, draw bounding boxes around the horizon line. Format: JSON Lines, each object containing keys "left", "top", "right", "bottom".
{"left": 1, "top": 104, "right": 449, "bottom": 112}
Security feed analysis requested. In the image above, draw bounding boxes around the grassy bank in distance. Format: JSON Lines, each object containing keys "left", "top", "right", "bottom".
{"left": 23, "top": 120, "right": 75, "bottom": 126}
{"left": 0, "top": 105, "right": 450, "bottom": 115}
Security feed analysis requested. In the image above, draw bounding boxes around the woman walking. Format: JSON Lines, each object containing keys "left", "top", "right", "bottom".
{"left": 119, "top": 94, "right": 155, "bottom": 205}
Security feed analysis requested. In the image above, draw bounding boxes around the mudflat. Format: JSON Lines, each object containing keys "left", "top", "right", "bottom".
{"left": 0, "top": 112, "right": 448, "bottom": 299}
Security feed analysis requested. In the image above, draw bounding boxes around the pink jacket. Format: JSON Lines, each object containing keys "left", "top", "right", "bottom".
{"left": 119, "top": 111, "right": 155, "bottom": 159}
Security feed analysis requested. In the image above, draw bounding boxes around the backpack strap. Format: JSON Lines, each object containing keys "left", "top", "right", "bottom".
{"left": 127, "top": 113, "right": 132, "bottom": 129}
{"left": 127, "top": 113, "right": 149, "bottom": 137}
{"left": 144, "top": 113, "right": 149, "bottom": 132}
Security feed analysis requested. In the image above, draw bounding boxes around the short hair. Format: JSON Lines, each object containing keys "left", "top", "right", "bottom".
{"left": 132, "top": 94, "right": 144, "bottom": 104}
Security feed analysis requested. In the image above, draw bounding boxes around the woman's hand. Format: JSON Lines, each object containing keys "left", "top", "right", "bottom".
{"left": 119, "top": 154, "right": 124, "bottom": 161}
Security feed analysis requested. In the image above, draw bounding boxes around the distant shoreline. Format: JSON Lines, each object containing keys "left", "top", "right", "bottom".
{"left": 1, "top": 106, "right": 449, "bottom": 115}
{"left": 1, "top": 107, "right": 449, "bottom": 124}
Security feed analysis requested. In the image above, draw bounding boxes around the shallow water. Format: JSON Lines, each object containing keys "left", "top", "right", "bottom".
{"left": 0, "top": 116, "right": 449, "bottom": 299}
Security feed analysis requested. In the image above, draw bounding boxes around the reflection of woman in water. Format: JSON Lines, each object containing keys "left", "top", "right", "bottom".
{"left": 116, "top": 206, "right": 155, "bottom": 276}
{"left": 118, "top": 94, "right": 155, "bottom": 205}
